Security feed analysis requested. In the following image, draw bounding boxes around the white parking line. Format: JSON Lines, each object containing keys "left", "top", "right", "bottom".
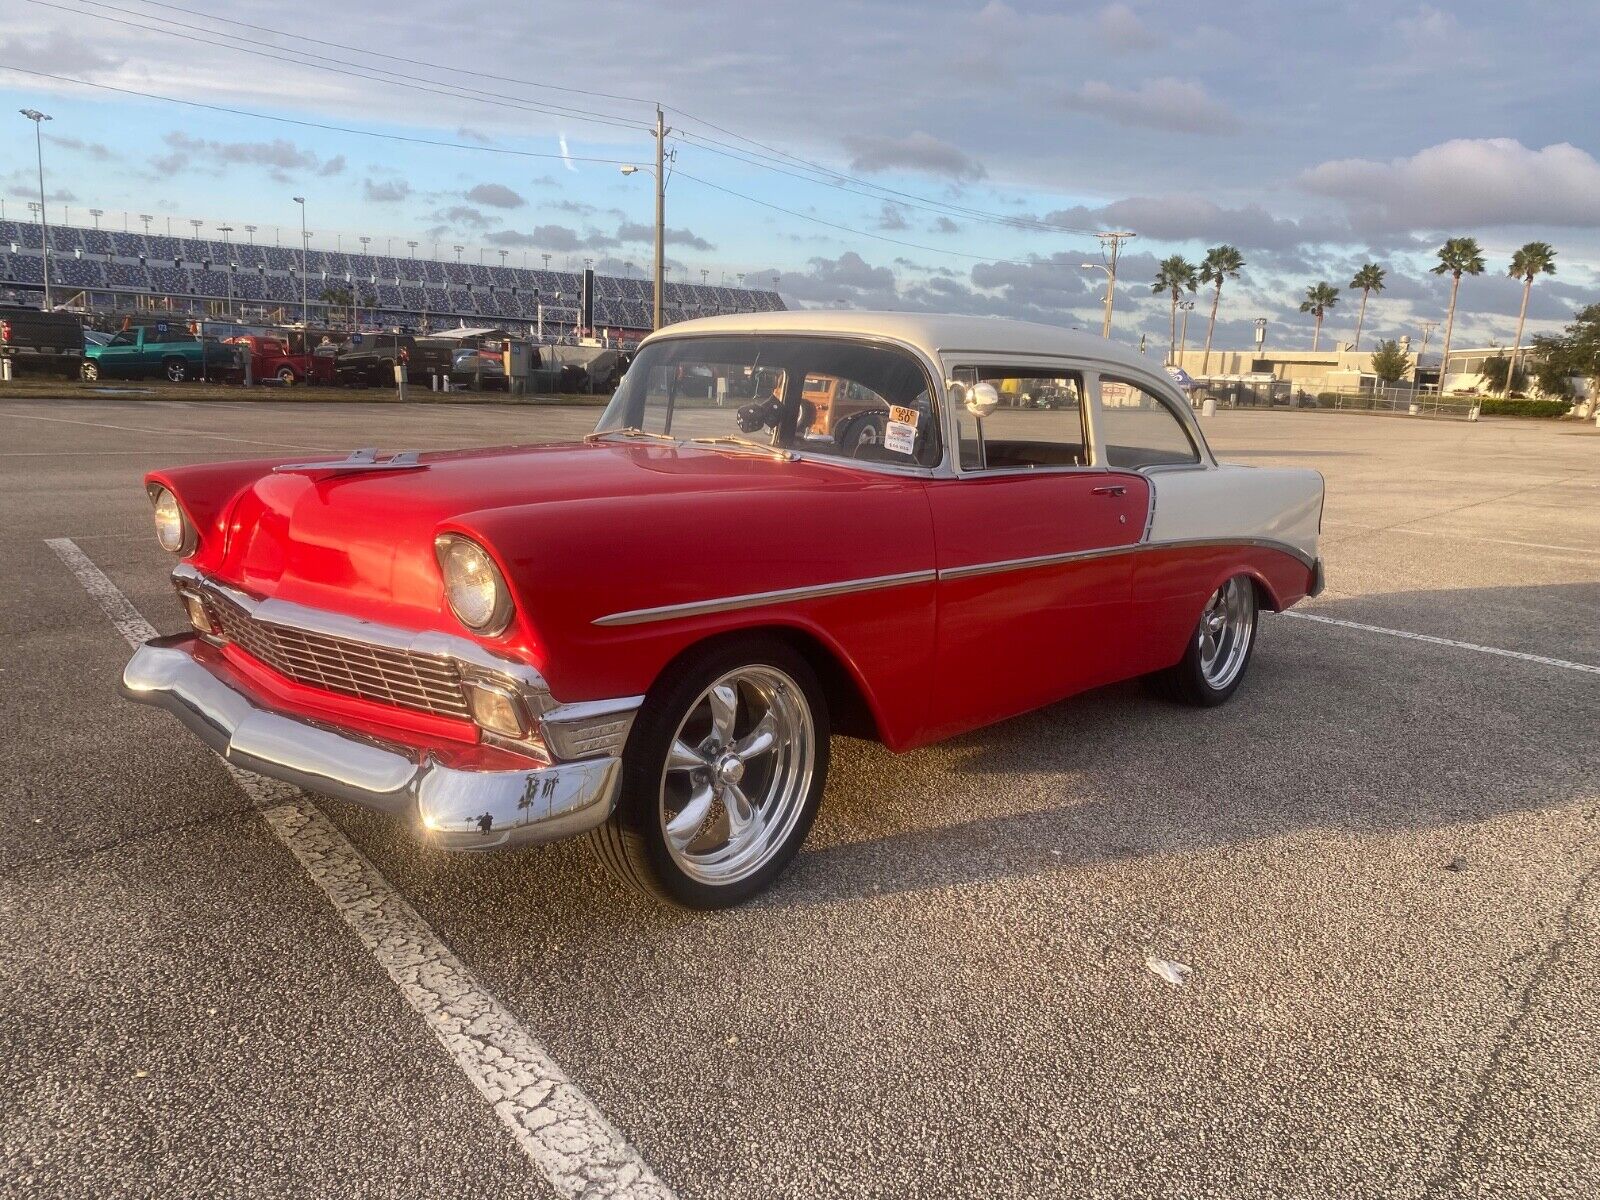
{"left": 1389, "top": 527, "right": 1600, "bottom": 557}
{"left": 7, "top": 410, "right": 335, "bottom": 451}
{"left": 1284, "top": 610, "right": 1600, "bottom": 675}
{"left": 45, "top": 537, "right": 675, "bottom": 1200}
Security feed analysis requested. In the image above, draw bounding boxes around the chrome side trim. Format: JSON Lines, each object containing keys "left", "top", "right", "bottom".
{"left": 589, "top": 538, "right": 1315, "bottom": 627}
{"left": 540, "top": 696, "right": 645, "bottom": 760}
{"left": 592, "top": 568, "right": 938, "bottom": 627}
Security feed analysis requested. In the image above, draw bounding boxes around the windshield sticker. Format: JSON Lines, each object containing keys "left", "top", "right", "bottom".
{"left": 888, "top": 404, "right": 919, "bottom": 428}
{"left": 883, "top": 420, "right": 916, "bottom": 456}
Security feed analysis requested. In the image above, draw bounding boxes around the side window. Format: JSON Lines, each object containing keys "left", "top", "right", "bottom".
{"left": 108, "top": 330, "right": 136, "bottom": 347}
{"left": 1098, "top": 377, "right": 1201, "bottom": 469}
{"left": 952, "top": 367, "right": 1087, "bottom": 471}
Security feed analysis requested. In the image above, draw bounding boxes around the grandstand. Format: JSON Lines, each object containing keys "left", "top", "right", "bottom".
{"left": 0, "top": 219, "right": 784, "bottom": 337}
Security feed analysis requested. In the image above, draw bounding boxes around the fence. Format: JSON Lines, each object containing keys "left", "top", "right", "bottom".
{"left": 1190, "top": 376, "right": 1480, "bottom": 420}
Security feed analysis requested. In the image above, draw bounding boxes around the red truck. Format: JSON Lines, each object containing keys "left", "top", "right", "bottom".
{"left": 225, "top": 334, "right": 335, "bottom": 386}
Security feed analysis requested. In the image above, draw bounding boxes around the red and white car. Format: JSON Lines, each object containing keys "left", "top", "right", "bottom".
{"left": 123, "top": 312, "right": 1324, "bottom": 907}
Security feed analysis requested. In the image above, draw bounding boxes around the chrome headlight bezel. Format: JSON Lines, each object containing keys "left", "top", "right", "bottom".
{"left": 434, "top": 534, "right": 515, "bottom": 637}
{"left": 147, "top": 484, "right": 196, "bottom": 556}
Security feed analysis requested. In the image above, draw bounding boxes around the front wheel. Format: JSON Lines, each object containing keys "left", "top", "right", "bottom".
{"left": 588, "top": 638, "right": 829, "bottom": 908}
{"left": 164, "top": 357, "right": 188, "bottom": 383}
{"left": 1148, "top": 575, "right": 1259, "bottom": 706}
{"left": 81, "top": 360, "right": 99, "bottom": 382}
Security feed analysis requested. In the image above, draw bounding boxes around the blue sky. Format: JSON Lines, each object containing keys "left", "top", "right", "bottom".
{"left": 3, "top": 0, "right": 1599, "bottom": 351}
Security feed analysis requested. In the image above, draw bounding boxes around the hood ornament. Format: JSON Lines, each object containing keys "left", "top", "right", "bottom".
{"left": 273, "top": 447, "right": 427, "bottom": 478}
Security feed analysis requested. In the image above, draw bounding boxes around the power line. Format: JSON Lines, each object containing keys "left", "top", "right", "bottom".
{"left": 0, "top": 64, "right": 640, "bottom": 165}
{"left": 82, "top": 0, "right": 1101, "bottom": 241}
{"left": 25, "top": 0, "right": 652, "bottom": 136}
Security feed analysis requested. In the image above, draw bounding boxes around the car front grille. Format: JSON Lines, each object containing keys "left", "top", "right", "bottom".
{"left": 203, "top": 589, "right": 472, "bottom": 721}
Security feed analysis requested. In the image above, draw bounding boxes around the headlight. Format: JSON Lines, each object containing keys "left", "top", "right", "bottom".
{"left": 150, "top": 486, "right": 193, "bottom": 555}
{"left": 436, "top": 535, "right": 513, "bottom": 635}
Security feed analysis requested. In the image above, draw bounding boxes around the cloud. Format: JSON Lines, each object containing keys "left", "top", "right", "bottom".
{"left": 876, "top": 204, "right": 909, "bottom": 232}
{"left": 3, "top": 170, "right": 77, "bottom": 203}
{"left": 843, "top": 132, "right": 986, "bottom": 182}
{"left": 930, "top": 217, "right": 961, "bottom": 234}
{"left": 1298, "top": 138, "right": 1600, "bottom": 230}
{"left": 454, "top": 126, "right": 495, "bottom": 145}
{"left": 1097, "top": 2, "right": 1164, "bottom": 50}
{"left": 1042, "top": 195, "right": 1356, "bottom": 252}
{"left": 362, "top": 178, "right": 411, "bottom": 203}
{"left": 1058, "top": 77, "right": 1241, "bottom": 134}
{"left": 429, "top": 204, "right": 495, "bottom": 230}
{"left": 616, "top": 221, "right": 714, "bottom": 251}
{"left": 487, "top": 224, "right": 620, "bottom": 252}
{"left": 7, "top": 30, "right": 122, "bottom": 75}
{"left": 48, "top": 135, "right": 115, "bottom": 162}
{"left": 465, "top": 183, "right": 526, "bottom": 209}
{"left": 149, "top": 132, "right": 343, "bottom": 179}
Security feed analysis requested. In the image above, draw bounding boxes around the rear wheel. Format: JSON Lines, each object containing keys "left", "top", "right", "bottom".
{"left": 1148, "top": 575, "right": 1258, "bottom": 706}
{"left": 276, "top": 366, "right": 297, "bottom": 386}
{"left": 588, "top": 638, "right": 829, "bottom": 908}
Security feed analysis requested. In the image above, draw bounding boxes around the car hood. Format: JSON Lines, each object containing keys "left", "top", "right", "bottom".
{"left": 205, "top": 439, "right": 864, "bottom": 632}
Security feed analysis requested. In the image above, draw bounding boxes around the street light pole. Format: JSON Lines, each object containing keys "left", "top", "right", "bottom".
{"left": 1178, "top": 300, "right": 1194, "bottom": 359}
{"left": 20, "top": 108, "right": 52, "bottom": 310}
{"left": 1093, "top": 230, "right": 1135, "bottom": 337}
{"left": 292, "top": 196, "right": 308, "bottom": 326}
{"left": 216, "top": 225, "right": 234, "bottom": 319}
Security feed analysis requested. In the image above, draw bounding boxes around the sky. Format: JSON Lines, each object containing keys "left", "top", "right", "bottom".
{"left": 2, "top": 0, "right": 1599, "bottom": 353}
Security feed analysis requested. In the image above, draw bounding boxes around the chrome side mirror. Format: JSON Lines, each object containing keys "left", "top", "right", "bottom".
{"left": 960, "top": 380, "right": 1000, "bottom": 419}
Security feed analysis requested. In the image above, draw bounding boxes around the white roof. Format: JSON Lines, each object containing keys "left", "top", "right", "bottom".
{"left": 649, "top": 309, "right": 1153, "bottom": 371}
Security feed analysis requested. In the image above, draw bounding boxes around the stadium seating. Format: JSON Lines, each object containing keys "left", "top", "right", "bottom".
{"left": 0, "top": 219, "right": 784, "bottom": 336}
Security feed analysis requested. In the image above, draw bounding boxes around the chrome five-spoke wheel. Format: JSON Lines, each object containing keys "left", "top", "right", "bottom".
{"left": 1149, "top": 573, "right": 1260, "bottom": 706}
{"left": 1196, "top": 576, "right": 1255, "bottom": 690}
{"left": 660, "top": 665, "right": 815, "bottom": 886}
{"left": 588, "top": 638, "right": 829, "bottom": 908}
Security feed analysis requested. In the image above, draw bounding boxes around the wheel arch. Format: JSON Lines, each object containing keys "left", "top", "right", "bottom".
{"left": 647, "top": 622, "right": 885, "bottom": 745}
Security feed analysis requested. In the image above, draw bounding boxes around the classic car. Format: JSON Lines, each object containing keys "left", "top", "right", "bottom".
{"left": 121, "top": 311, "right": 1324, "bottom": 908}
{"left": 225, "top": 334, "right": 335, "bottom": 387}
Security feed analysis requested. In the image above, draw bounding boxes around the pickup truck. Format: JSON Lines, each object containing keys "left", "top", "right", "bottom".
{"left": 0, "top": 305, "right": 84, "bottom": 378}
{"left": 333, "top": 333, "right": 453, "bottom": 387}
{"left": 83, "top": 323, "right": 240, "bottom": 382}
{"left": 225, "top": 334, "right": 335, "bottom": 386}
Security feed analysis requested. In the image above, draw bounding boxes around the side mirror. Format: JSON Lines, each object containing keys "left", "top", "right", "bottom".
{"left": 955, "top": 379, "right": 1000, "bottom": 419}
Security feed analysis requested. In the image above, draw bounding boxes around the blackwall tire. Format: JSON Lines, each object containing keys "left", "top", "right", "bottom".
{"left": 587, "top": 637, "right": 829, "bottom": 908}
{"left": 1147, "top": 575, "right": 1259, "bottom": 707}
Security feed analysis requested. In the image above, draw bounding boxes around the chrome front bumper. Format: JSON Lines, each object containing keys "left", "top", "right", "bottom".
{"left": 122, "top": 633, "right": 630, "bottom": 851}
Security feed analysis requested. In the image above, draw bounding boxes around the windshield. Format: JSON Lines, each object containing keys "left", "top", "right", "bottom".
{"left": 596, "top": 335, "right": 941, "bottom": 468}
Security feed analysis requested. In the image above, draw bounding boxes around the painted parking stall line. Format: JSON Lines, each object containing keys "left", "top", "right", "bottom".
{"left": 46, "top": 537, "right": 675, "bottom": 1200}
{"left": 1284, "top": 609, "right": 1600, "bottom": 676}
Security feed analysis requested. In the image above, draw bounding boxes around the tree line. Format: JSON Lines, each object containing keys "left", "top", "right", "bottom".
{"left": 1150, "top": 238, "right": 1565, "bottom": 398}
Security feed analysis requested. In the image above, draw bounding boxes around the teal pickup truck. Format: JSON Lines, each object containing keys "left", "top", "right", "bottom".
{"left": 82, "top": 323, "right": 240, "bottom": 382}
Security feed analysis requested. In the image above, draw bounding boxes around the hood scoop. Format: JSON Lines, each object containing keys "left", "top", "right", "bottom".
{"left": 273, "top": 447, "right": 427, "bottom": 479}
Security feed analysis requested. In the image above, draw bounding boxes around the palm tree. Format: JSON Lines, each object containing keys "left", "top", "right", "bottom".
{"left": 1299, "top": 282, "right": 1340, "bottom": 351}
{"left": 1431, "top": 237, "right": 1486, "bottom": 392}
{"left": 1198, "top": 245, "right": 1244, "bottom": 375}
{"left": 1503, "top": 242, "right": 1556, "bottom": 396}
{"left": 1349, "top": 263, "right": 1386, "bottom": 351}
{"left": 1151, "top": 255, "right": 1198, "bottom": 364}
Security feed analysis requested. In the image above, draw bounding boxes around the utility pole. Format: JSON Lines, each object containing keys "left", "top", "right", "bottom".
{"left": 20, "top": 108, "right": 52, "bottom": 310}
{"left": 292, "top": 196, "right": 308, "bottom": 327}
{"left": 1418, "top": 320, "right": 1438, "bottom": 379}
{"left": 1096, "top": 230, "right": 1135, "bottom": 338}
{"left": 217, "top": 225, "right": 233, "bottom": 319}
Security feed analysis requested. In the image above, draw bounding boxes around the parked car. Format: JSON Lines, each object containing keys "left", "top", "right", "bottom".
{"left": 226, "top": 334, "right": 334, "bottom": 386}
{"left": 334, "top": 332, "right": 453, "bottom": 387}
{"left": 120, "top": 312, "right": 1325, "bottom": 908}
{"left": 0, "top": 305, "right": 84, "bottom": 378}
{"left": 448, "top": 346, "right": 508, "bottom": 391}
{"left": 83, "top": 322, "right": 239, "bottom": 382}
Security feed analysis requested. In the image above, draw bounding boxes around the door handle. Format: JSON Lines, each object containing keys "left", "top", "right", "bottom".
{"left": 1091, "top": 484, "right": 1127, "bottom": 496}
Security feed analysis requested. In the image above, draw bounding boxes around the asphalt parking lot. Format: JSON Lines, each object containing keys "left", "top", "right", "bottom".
{"left": 2, "top": 396, "right": 1597, "bottom": 1199}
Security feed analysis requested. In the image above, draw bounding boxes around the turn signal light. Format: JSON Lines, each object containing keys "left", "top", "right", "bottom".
{"left": 179, "top": 590, "right": 215, "bottom": 635}
{"left": 463, "top": 679, "right": 528, "bottom": 738}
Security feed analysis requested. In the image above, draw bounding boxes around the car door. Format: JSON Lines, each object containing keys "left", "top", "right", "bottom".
{"left": 96, "top": 329, "right": 140, "bottom": 378}
{"left": 921, "top": 363, "right": 1149, "bottom": 741}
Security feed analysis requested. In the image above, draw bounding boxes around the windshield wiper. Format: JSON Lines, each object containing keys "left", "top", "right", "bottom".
{"left": 585, "top": 427, "right": 679, "bottom": 445}
{"left": 688, "top": 435, "right": 795, "bottom": 460}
